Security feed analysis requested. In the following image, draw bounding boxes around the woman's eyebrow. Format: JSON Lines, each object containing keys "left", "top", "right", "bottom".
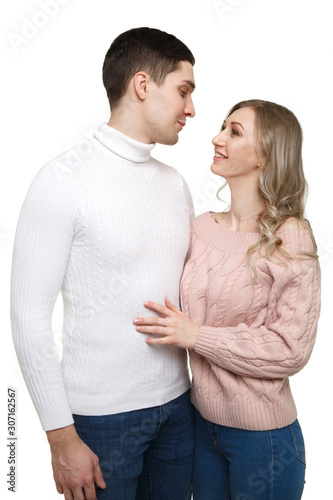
{"left": 221, "top": 120, "right": 244, "bottom": 131}
{"left": 230, "top": 121, "right": 244, "bottom": 131}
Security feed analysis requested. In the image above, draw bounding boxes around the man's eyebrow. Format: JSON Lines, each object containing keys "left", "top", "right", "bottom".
{"left": 182, "top": 80, "right": 196, "bottom": 91}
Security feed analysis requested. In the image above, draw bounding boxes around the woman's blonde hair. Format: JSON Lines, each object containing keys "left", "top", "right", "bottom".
{"left": 217, "top": 99, "right": 318, "bottom": 270}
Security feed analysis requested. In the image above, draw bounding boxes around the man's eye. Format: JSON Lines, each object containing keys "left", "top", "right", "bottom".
{"left": 180, "top": 90, "right": 188, "bottom": 97}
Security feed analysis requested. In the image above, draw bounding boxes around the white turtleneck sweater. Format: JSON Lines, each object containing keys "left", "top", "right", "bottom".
{"left": 11, "top": 123, "right": 194, "bottom": 431}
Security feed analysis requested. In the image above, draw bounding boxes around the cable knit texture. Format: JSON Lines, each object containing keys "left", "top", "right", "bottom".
{"left": 11, "top": 123, "right": 194, "bottom": 431}
{"left": 180, "top": 211, "right": 321, "bottom": 430}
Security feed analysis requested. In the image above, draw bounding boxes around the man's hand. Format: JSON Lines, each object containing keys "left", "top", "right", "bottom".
{"left": 47, "top": 424, "right": 106, "bottom": 500}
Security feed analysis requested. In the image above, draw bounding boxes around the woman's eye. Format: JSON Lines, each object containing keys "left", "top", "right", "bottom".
{"left": 231, "top": 128, "right": 239, "bottom": 136}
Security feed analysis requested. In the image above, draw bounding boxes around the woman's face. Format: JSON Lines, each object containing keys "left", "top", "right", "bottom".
{"left": 211, "top": 107, "right": 261, "bottom": 182}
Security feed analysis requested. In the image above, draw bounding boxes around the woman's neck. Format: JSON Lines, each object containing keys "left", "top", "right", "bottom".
{"left": 222, "top": 180, "right": 265, "bottom": 232}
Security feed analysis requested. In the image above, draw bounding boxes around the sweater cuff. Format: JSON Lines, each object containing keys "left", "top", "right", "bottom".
{"left": 38, "top": 400, "right": 75, "bottom": 432}
{"left": 194, "top": 326, "right": 222, "bottom": 360}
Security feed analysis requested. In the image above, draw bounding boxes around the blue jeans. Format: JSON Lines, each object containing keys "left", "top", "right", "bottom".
{"left": 193, "top": 407, "right": 306, "bottom": 500}
{"left": 73, "top": 390, "right": 194, "bottom": 500}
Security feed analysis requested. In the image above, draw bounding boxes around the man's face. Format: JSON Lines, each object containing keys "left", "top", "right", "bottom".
{"left": 144, "top": 61, "right": 195, "bottom": 145}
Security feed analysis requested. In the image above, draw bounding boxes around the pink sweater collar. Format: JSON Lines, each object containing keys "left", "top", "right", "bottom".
{"left": 192, "top": 212, "right": 261, "bottom": 254}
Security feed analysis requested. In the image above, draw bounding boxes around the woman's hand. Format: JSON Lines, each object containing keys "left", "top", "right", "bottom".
{"left": 133, "top": 298, "right": 199, "bottom": 350}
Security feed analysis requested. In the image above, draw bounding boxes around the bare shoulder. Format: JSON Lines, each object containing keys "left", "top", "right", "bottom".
{"left": 278, "top": 217, "right": 308, "bottom": 231}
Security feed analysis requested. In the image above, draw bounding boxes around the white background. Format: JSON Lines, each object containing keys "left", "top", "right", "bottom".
{"left": 1, "top": 0, "right": 332, "bottom": 498}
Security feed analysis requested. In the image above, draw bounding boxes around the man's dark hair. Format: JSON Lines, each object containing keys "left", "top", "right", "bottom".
{"left": 102, "top": 27, "right": 195, "bottom": 110}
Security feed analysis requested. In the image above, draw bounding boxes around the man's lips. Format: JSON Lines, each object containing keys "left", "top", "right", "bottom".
{"left": 177, "top": 121, "right": 186, "bottom": 130}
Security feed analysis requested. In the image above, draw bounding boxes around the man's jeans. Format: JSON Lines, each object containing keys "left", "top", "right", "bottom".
{"left": 192, "top": 407, "right": 306, "bottom": 500}
{"left": 73, "top": 390, "right": 194, "bottom": 500}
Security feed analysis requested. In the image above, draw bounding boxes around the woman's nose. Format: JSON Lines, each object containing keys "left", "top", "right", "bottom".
{"left": 212, "top": 131, "right": 226, "bottom": 146}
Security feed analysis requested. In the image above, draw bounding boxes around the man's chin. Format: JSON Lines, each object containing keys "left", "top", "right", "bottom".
{"left": 159, "top": 135, "right": 179, "bottom": 146}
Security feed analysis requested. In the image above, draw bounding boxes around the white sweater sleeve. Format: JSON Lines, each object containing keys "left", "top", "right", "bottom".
{"left": 11, "top": 164, "right": 81, "bottom": 431}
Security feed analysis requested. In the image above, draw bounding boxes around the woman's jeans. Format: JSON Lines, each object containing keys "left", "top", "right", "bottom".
{"left": 193, "top": 407, "right": 306, "bottom": 500}
{"left": 73, "top": 390, "right": 194, "bottom": 500}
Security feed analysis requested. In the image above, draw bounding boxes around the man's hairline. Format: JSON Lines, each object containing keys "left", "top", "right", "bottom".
{"left": 147, "top": 61, "right": 196, "bottom": 91}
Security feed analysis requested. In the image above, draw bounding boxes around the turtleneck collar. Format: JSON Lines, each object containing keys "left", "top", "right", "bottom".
{"left": 93, "top": 123, "right": 156, "bottom": 164}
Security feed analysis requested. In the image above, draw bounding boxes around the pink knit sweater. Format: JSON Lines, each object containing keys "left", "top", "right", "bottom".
{"left": 180, "top": 212, "right": 321, "bottom": 430}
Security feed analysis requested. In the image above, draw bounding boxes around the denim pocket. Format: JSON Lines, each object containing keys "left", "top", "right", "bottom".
{"left": 288, "top": 419, "right": 306, "bottom": 466}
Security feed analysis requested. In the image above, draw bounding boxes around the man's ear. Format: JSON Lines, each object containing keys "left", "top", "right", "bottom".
{"left": 133, "top": 71, "right": 150, "bottom": 101}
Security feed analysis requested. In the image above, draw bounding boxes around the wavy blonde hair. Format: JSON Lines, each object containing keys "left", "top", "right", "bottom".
{"left": 217, "top": 99, "right": 318, "bottom": 270}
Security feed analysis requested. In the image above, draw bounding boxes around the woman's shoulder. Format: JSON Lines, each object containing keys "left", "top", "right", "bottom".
{"left": 277, "top": 217, "right": 308, "bottom": 232}
{"left": 267, "top": 217, "right": 319, "bottom": 267}
{"left": 276, "top": 218, "right": 314, "bottom": 252}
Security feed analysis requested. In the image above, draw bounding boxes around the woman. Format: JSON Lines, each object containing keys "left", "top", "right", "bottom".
{"left": 133, "top": 100, "right": 321, "bottom": 499}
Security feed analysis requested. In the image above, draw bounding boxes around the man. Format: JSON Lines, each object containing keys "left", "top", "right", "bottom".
{"left": 11, "top": 27, "right": 196, "bottom": 500}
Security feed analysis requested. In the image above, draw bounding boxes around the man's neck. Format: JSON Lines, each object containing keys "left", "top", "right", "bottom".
{"left": 107, "top": 107, "right": 153, "bottom": 145}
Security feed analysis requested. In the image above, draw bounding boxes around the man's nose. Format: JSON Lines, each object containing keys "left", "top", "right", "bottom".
{"left": 185, "top": 96, "right": 195, "bottom": 118}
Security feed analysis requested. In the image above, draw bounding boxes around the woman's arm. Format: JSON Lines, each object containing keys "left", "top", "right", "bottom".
{"left": 194, "top": 257, "right": 320, "bottom": 379}
{"left": 134, "top": 255, "right": 320, "bottom": 380}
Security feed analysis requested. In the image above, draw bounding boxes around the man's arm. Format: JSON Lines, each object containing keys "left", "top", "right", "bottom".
{"left": 11, "top": 163, "right": 105, "bottom": 497}
{"left": 11, "top": 163, "right": 77, "bottom": 429}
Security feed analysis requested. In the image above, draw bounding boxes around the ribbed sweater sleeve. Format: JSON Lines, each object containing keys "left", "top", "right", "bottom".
{"left": 193, "top": 231, "right": 321, "bottom": 380}
{"left": 11, "top": 164, "right": 81, "bottom": 430}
